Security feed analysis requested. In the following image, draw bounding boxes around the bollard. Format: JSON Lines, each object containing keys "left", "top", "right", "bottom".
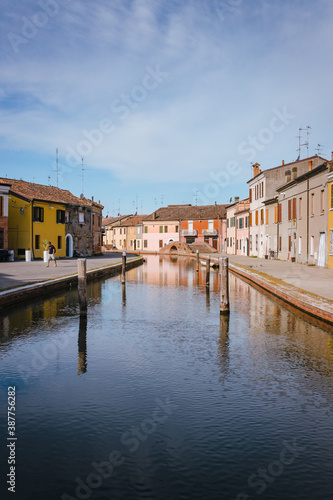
{"left": 78, "top": 258, "right": 87, "bottom": 315}
{"left": 206, "top": 256, "right": 210, "bottom": 287}
{"left": 196, "top": 249, "right": 199, "bottom": 273}
{"left": 122, "top": 251, "right": 127, "bottom": 283}
{"left": 219, "top": 256, "right": 230, "bottom": 315}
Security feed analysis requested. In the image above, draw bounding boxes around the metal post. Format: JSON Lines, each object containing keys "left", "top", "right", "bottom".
{"left": 122, "top": 251, "right": 127, "bottom": 283}
{"left": 206, "top": 256, "right": 210, "bottom": 287}
{"left": 78, "top": 258, "right": 87, "bottom": 315}
{"left": 196, "top": 249, "right": 199, "bottom": 273}
{"left": 219, "top": 256, "right": 230, "bottom": 315}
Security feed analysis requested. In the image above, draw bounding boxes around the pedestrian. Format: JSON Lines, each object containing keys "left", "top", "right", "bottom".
{"left": 46, "top": 241, "right": 57, "bottom": 267}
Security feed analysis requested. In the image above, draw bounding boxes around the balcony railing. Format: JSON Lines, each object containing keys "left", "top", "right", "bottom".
{"left": 202, "top": 229, "right": 218, "bottom": 236}
{"left": 182, "top": 229, "right": 198, "bottom": 236}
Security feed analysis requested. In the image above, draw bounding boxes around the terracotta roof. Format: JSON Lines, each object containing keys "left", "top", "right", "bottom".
{"left": 102, "top": 215, "right": 133, "bottom": 226}
{"left": 0, "top": 178, "right": 93, "bottom": 207}
{"left": 120, "top": 215, "right": 148, "bottom": 227}
{"left": 247, "top": 155, "right": 327, "bottom": 183}
{"left": 144, "top": 204, "right": 228, "bottom": 221}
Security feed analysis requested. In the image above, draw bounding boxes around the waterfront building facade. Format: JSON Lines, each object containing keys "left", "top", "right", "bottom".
{"left": 248, "top": 156, "right": 326, "bottom": 258}
{"left": 0, "top": 181, "right": 11, "bottom": 251}
{"left": 235, "top": 199, "right": 250, "bottom": 256}
{"left": 226, "top": 200, "right": 238, "bottom": 255}
{"left": 328, "top": 155, "right": 333, "bottom": 269}
{"left": 276, "top": 159, "right": 328, "bottom": 265}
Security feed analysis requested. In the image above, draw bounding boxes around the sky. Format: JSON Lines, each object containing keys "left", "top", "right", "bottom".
{"left": 0, "top": 0, "right": 332, "bottom": 216}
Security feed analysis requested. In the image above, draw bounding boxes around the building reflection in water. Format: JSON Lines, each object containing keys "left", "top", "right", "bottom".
{"left": 78, "top": 315, "right": 87, "bottom": 375}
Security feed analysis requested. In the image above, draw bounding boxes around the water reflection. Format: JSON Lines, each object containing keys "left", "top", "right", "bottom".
{"left": 78, "top": 316, "right": 87, "bottom": 375}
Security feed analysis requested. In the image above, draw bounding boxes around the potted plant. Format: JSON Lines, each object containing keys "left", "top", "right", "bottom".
{"left": 42, "top": 239, "right": 49, "bottom": 263}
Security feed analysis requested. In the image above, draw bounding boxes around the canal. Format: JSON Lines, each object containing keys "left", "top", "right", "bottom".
{"left": 0, "top": 255, "right": 333, "bottom": 500}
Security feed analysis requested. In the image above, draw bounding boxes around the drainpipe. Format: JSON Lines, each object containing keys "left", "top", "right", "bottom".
{"left": 276, "top": 201, "right": 279, "bottom": 258}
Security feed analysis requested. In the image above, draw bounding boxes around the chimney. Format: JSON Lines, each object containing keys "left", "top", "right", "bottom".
{"left": 234, "top": 196, "right": 239, "bottom": 203}
{"left": 285, "top": 170, "right": 291, "bottom": 182}
{"left": 98, "top": 200, "right": 100, "bottom": 204}
{"left": 308, "top": 159, "right": 313, "bottom": 171}
{"left": 292, "top": 167, "right": 297, "bottom": 179}
{"left": 282, "top": 160, "right": 284, "bottom": 165}
{"left": 92, "top": 196, "right": 94, "bottom": 202}
{"left": 252, "top": 163, "right": 260, "bottom": 177}
{"left": 152, "top": 212, "right": 156, "bottom": 220}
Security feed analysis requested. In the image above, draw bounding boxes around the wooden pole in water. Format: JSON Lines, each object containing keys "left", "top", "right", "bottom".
{"left": 206, "top": 256, "right": 210, "bottom": 287}
{"left": 78, "top": 258, "right": 87, "bottom": 315}
{"left": 219, "top": 256, "right": 230, "bottom": 315}
{"left": 122, "top": 251, "right": 127, "bottom": 283}
{"left": 196, "top": 249, "right": 199, "bottom": 273}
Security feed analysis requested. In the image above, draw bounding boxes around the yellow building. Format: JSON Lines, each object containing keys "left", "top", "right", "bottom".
{"left": 328, "top": 162, "right": 333, "bottom": 269}
{"left": 8, "top": 193, "right": 66, "bottom": 259}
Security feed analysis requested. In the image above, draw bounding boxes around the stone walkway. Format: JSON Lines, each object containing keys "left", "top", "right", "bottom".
{"left": 204, "top": 253, "right": 333, "bottom": 301}
{"left": 0, "top": 254, "right": 137, "bottom": 291}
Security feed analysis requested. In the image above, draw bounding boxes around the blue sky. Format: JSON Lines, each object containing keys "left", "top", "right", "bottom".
{"left": 0, "top": 0, "right": 332, "bottom": 216}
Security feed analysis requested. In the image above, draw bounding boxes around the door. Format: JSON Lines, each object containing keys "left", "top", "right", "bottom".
{"left": 212, "top": 239, "right": 218, "bottom": 250}
{"left": 317, "top": 232, "right": 326, "bottom": 267}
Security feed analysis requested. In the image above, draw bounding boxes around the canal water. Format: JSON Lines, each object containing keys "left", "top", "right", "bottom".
{"left": 0, "top": 256, "right": 333, "bottom": 500}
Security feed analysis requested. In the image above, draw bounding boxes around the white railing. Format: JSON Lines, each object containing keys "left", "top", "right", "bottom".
{"left": 181, "top": 229, "right": 198, "bottom": 236}
{"left": 202, "top": 229, "right": 218, "bottom": 235}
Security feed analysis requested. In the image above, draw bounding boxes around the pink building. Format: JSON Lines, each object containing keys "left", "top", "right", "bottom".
{"left": 235, "top": 199, "right": 250, "bottom": 255}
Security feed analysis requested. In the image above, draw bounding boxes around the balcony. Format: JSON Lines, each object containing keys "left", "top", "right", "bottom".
{"left": 182, "top": 229, "right": 198, "bottom": 236}
{"left": 202, "top": 229, "right": 218, "bottom": 236}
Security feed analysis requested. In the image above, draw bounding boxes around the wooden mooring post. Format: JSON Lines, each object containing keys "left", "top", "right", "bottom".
{"left": 219, "top": 257, "right": 230, "bottom": 315}
{"left": 78, "top": 258, "right": 87, "bottom": 315}
{"left": 196, "top": 250, "right": 200, "bottom": 273}
{"left": 206, "top": 256, "right": 210, "bottom": 288}
{"left": 122, "top": 251, "right": 127, "bottom": 283}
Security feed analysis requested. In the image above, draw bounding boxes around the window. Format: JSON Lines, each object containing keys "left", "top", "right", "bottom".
{"left": 299, "top": 198, "right": 302, "bottom": 218}
{"left": 144, "top": 240, "right": 148, "bottom": 248}
{"left": 175, "top": 225, "right": 179, "bottom": 233}
{"left": 79, "top": 212, "right": 85, "bottom": 224}
{"left": 56, "top": 209, "right": 65, "bottom": 224}
{"left": 279, "top": 237, "right": 282, "bottom": 252}
{"left": 311, "top": 193, "right": 314, "bottom": 215}
{"left": 321, "top": 190, "right": 325, "bottom": 213}
{"left": 245, "top": 216, "right": 248, "bottom": 228}
{"left": 292, "top": 198, "right": 297, "bottom": 219}
{"left": 288, "top": 236, "right": 292, "bottom": 252}
{"left": 278, "top": 204, "right": 282, "bottom": 223}
{"left": 159, "top": 240, "right": 163, "bottom": 248}
{"left": 0, "top": 196, "right": 3, "bottom": 216}
{"left": 65, "top": 211, "right": 70, "bottom": 223}
{"left": 260, "top": 209, "right": 264, "bottom": 224}
{"left": 164, "top": 226, "right": 168, "bottom": 233}
{"left": 227, "top": 218, "right": 229, "bottom": 228}
{"left": 250, "top": 236, "right": 252, "bottom": 251}
{"left": 0, "top": 228, "right": 4, "bottom": 248}
{"left": 298, "top": 236, "right": 302, "bottom": 255}
{"left": 330, "top": 230, "right": 333, "bottom": 255}
{"left": 239, "top": 218, "right": 243, "bottom": 229}
{"left": 255, "top": 235, "right": 258, "bottom": 251}
{"left": 288, "top": 199, "right": 292, "bottom": 220}
{"left": 159, "top": 226, "right": 163, "bottom": 233}
{"left": 208, "top": 220, "right": 214, "bottom": 231}
{"left": 266, "top": 209, "right": 269, "bottom": 225}
{"left": 92, "top": 214, "right": 95, "bottom": 226}
{"left": 249, "top": 188, "right": 252, "bottom": 203}
{"left": 120, "top": 228, "right": 122, "bottom": 235}
{"left": 58, "top": 236, "right": 62, "bottom": 249}
{"left": 144, "top": 226, "right": 148, "bottom": 233}
{"left": 35, "top": 235, "right": 40, "bottom": 250}
{"left": 33, "top": 206, "right": 44, "bottom": 222}
{"left": 274, "top": 206, "right": 278, "bottom": 223}
{"left": 249, "top": 213, "right": 252, "bottom": 226}
{"left": 137, "top": 240, "right": 140, "bottom": 249}
{"left": 310, "top": 236, "right": 314, "bottom": 256}
{"left": 255, "top": 210, "right": 258, "bottom": 225}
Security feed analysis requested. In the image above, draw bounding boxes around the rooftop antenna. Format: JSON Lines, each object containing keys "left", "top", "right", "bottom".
{"left": 135, "top": 193, "right": 138, "bottom": 213}
{"left": 81, "top": 158, "right": 85, "bottom": 195}
{"left": 195, "top": 190, "right": 198, "bottom": 206}
{"left": 118, "top": 199, "right": 121, "bottom": 216}
{"left": 47, "top": 176, "right": 51, "bottom": 186}
{"left": 56, "top": 148, "right": 59, "bottom": 187}
{"left": 315, "top": 143, "right": 323, "bottom": 156}
{"left": 305, "top": 126, "right": 311, "bottom": 157}
{"left": 154, "top": 197, "right": 157, "bottom": 209}
{"left": 161, "top": 194, "right": 164, "bottom": 207}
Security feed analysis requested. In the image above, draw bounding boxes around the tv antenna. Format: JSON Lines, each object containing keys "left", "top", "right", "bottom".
{"left": 315, "top": 143, "right": 324, "bottom": 156}
{"left": 47, "top": 176, "right": 51, "bottom": 186}
{"left": 296, "top": 126, "right": 311, "bottom": 159}
{"left": 161, "top": 194, "right": 164, "bottom": 207}
{"left": 56, "top": 148, "right": 59, "bottom": 187}
{"left": 195, "top": 190, "right": 198, "bottom": 206}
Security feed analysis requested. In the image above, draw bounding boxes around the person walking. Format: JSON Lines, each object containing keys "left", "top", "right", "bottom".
{"left": 46, "top": 241, "right": 57, "bottom": 267}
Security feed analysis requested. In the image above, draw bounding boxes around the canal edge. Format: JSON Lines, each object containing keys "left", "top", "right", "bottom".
{"left": 0, "top": 257, "right": 144, "bottom": 309}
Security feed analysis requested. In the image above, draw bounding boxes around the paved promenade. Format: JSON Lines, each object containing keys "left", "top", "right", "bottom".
{"left": 0, "top": 253, "right": 137, "bottom": 292}
{"left": 205, "top": 253, "right": 333, "bottom": 301}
